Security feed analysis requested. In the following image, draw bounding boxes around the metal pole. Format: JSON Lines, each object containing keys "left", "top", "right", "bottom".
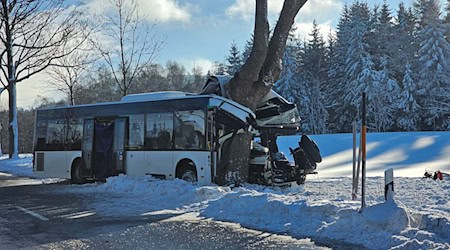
{"left": 360, "top": 92, "right": 367, "bottom": 212}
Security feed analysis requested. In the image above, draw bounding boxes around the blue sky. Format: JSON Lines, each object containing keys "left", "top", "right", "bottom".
{"left": 10, "top": 0, "right": 448, "bottom": 108}
{"left": 141, "top": 0, "right": 442, "bottom": 73}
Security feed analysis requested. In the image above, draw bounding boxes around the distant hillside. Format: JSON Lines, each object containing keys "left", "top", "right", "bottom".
{"left": 278, "top": 132, "right": 450, "bottom": 178}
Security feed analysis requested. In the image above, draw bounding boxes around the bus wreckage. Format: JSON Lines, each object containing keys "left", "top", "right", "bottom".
{"left": 201, "top": 76, "right": 321, "bottom": 185}
{"left": 33, "top": 76, "right": 321, "bottom": 186}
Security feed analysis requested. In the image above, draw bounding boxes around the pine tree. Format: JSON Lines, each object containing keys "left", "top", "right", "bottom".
{"left": 416, "top": 0, "right": 450, "bottom": 129}
{"left": 275, "top": 44, "right": 298, "bottom": 102}
{"left": 445, "top": 0, "right": 450, "bottom": 48}
{"left": 368, "top": 56, "right": 399, "bottom": 131}
{"left": 343, "top": 2, "right": 372, "bottom": 127}
{"left": 359, "top": 2, "right": 397, "bottom": 131}
{"left": 392, "top": 3, "right": 418, "bottom": 85}
{"left": 446, "top": 0, "right": 450, "bottom": 23}
{"left": 323, "top": 30, "right": 337, "bottom": 132}
{"left": 242, "top": 36, "right": 254, "bottom": 64}
{"left": 398, "top": 62, "right": 420, "bottom": 130}
{"left": 226, "top": 41, "right": 242, "bottom": 76}
{"left": 297, "top": 20, "right": 329, "bottom": 134}
{"left": 275, "top": 27, "right": 301, "bottom": 106}
{"left": 370, "top": 2, "right": 394, "bottom": 68}
{"left": 327, "top": 4, "right": 354, "bottom": 132}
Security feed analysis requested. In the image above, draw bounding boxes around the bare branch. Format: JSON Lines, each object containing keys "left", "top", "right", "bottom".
{"left": 0, "top": 0, "right": 89, "bottom": 87}
{"left": 91, "top": 0, "right": 165, "bottom": 96}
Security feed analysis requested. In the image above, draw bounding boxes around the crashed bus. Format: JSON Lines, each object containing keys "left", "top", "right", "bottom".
{"left": 33, "top": 76, "right": 320, "bottom": 186}
{"left": 201, "top": 76, "right": 321, "bottom": 185}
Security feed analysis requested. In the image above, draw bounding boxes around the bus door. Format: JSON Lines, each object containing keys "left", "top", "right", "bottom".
{"left": 113, "top": 117, "right": 127, "bottom": 174}
{"left": 81, "top": 119, "right": 94, "bottom": 177}
{"left": 207, "top": 110, "right": 217, "bottom": 181}
{"left": 92, "top": 118, "right": 114, "bottom": 179}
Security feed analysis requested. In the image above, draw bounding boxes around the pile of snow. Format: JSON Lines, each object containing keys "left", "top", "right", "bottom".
{"left": 0, "top": 154, "right": 34, "bottom": 177}
{"left": 64, "top": 175, "right": 449, "bottom": 249}
{"left": 0, "top": 154, "right": 62, "bottom": 184}
{"left": 1, "top": 132, "right": 450, "bottom": 249}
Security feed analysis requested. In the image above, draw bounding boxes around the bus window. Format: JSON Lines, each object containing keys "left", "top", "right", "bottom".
{"left": 35, "top": 119, "right": 47, "bottom": 150}
{"left": 174, "top": 110, "right": 205, "bottom": 150}
{"left": 67, "top": 118, "right": 83, "bottom": 150}
{"left": 46, "top": 119, "right": 67, "bottom": 150}
{"left": 128, "top": 114, "right": 144, "bottom": 149}
{"left": 145, "top": 113, "right": 173, "bottom": 150}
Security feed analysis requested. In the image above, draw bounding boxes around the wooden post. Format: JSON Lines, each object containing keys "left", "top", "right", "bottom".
{"left": 352, "top": 121, "right": 357, "bottom": 200}
{"left": 360, "top": 92, "right": 367, "bottom": 212}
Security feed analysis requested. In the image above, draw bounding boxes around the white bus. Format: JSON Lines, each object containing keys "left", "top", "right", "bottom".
{"left": 34, "top": 80, "right": 321, "bottom": 185}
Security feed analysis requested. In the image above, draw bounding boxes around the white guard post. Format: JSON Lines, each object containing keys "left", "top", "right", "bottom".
{"left": 384, "top": 168, "right": 394, "bottom": 201}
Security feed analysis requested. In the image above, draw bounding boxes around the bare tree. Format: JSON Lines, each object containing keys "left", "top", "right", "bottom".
{"left": 46, "top": 41, "right": 95, "bottom": 106}
{"left": 91, "top": 0, "right": 165, "bottom": 97}
{"left": 220, "top": 0, "right": 307, "bottom": 185}
{"left": 0, "top": 0, "right": 87, "bottom": 158}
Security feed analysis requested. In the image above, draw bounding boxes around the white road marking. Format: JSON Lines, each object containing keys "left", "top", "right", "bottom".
{"left": 57, "top": 210, "right": 96, "bottom": 219}
{"left": 15, "top": 206, "right": 49, "bottom": 221}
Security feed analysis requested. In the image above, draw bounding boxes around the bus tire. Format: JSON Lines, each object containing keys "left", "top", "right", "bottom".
{"left": 177, "top": 161, "right": 197, "bottom": 183}
{"left": 71, "top": 159, "right": 86, "bottom": 184}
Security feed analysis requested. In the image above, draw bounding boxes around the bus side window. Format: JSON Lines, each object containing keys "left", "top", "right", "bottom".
{"left": 145, "top": 113, "right": 173, "bottom": 150}
{"left": 46, "top": 119, "right": 67, "bottom": 150}
{"left": 128, "top": 114, "right": 144, "bottom": 150}
{"left": 174, "top": 110, "right": 206, "bottom": 150}
{"left": 68, "top": 118, "right": 83, "bottom": 150}
{"left": 35, "top": 119, "right": 47, "bottom": 151}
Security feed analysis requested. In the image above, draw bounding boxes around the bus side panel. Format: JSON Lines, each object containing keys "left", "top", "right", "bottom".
{"left": 38, "top": 151, "right": 68, "bottom": 178}
{"left": 173, "top": 151, "right": 210, "bottom": 185}
{"left": 145, "top": 151, "right": 173, "bottom": 179}
{"left": 125, "top": 151, "right": 145, "bottom": 176}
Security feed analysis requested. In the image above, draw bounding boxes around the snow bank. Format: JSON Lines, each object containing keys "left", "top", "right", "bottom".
{"left": 67, "top": 175, "right": 231, "bottom": 217}
{"left": 72, "top": 176, "right": 449, "bottom": 249}
{"left": 0, "top": 154, "right": 63, "bottom": 184}
{"left": 317, "top": 198, "right": 410, "bottom": 249}
{"left": 0, "top": 154, "right": 34, "bottom": 177}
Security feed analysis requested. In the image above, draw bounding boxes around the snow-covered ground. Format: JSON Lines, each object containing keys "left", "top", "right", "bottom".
{"left": 0, "top": 132, "right": 449, "bottom": 249}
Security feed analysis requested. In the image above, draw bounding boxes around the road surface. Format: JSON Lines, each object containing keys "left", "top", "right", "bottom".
{"left": 0, "top": 172, "right": 349, "bottom": 249}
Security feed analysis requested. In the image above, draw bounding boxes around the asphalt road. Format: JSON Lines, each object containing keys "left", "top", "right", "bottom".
{"left": 0, "top": 172, "right": 337, "bottom": 249}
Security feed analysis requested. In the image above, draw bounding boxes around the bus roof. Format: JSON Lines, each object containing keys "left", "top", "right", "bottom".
{"left": 36, "top": 92, "right": 256, "bottom": 125}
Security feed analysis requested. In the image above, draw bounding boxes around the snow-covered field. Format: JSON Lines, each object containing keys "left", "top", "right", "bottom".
{"left": 0, "top": 132, "right": 449, "bottom": 249}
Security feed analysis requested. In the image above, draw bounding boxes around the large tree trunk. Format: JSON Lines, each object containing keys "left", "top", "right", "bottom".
{"left": 223, "top": 0, "right": 307, "bottom": 185}
{"left": 8, "top": 82, "right": 18, "bottom": 159}
{"left": 216, "top": 132, "right": 253, "bottom": 186}
{"left": 4, "top": 1, "right": 19, "bottom": 159}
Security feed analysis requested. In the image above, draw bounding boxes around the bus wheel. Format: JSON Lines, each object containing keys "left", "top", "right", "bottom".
{"left": 177, "top": 162, "right": 197, "bottom": 183}
{"left": 71, "top": 160, "right": 86, "bottom": 184}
